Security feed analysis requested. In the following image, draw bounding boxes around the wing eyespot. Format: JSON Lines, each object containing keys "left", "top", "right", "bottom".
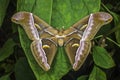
{"left": 42, "top": 45, "right": 50, "bottom": 49}
{"left": 72, "top": 43, "right": 79, "bottom": 47}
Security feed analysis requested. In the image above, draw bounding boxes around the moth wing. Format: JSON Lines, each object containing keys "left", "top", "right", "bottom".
{"left": 72, "top": 16, "right": 89, "bottom": 31}
{"left": 41, "top": 38, "right": 57, "bottom": 66}
{"left": 73, "top": 12, "right": 113, "bottom": 71}
{"left": 33, "top": 14, "right": 58, "bottom": 33}
{"left": 33, "top": 14, "right": 58, "bottom": 70}
{"left": 64, "top": 27, "right": 82, "bottom": 66}
{"left": 64, "top": 38, "right": 80, "bottom": 65}
{"left": 31, "top": 40, "right": 50, "bottom": 71}
{"left": 64, "top": 16, "right": 90, "bottom": 70}
{"left": 11, "top": 12, "right": 39, "bottom": 40}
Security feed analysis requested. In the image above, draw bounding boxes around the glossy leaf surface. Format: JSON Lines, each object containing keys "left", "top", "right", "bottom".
{"left": 16, "top": 0, "right": 100, "bottom": 80}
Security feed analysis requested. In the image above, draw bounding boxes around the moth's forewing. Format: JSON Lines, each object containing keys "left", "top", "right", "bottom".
{"left": 33, "top": 15, "right": 50, "bottom": 29}
{"left": 12, "top": 12, "right": 58, "bottom": 71}
{"left": 81, "top": 12, "right": 113, "bottom": 41}
{"left": 73, "top": 12, "right": 113, "bottom": 71}
{"left": 72, "top": 16, "right": 89, "bottom": 31}
{"left": 11, "top": 12, "right": 39, "bottom": 40}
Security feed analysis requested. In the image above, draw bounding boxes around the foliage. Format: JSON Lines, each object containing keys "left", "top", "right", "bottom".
{"left": 0, "top": 0, "right": 120, "bottom": 80}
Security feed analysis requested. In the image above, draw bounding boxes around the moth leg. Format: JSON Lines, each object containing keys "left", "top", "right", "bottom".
{"left": 31, "top": 39, "right": 50, "bottom": 71}
{"left": 73, "top": 40, "right": 91, "bottom": 71}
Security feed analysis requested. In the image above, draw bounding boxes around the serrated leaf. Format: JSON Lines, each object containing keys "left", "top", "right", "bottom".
{"left": 0, "top": 74, "right": 10, "bottom": 80}
{"left": 89, "top": 66, "right": 106, "bottom": 80}
{"left": 15, "top": 58, "right": 36, "bottom": 80}
{"left": 93, "top": 46, "right": 115, "bottom": 69}
{"left": 0, "top": 38, "right": 16, "bottom": 61}
{"left": 77, "top": 75, "right": 88, "bottom": 80}
{"left": 0, "top": 0, "right": 10, "bottom": 28}
{"left": 16, "top": 0, "right": 101, "bottom": 80}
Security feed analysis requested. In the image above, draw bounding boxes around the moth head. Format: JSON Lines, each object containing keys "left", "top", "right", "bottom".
{"left": 94, "top": 12, "right": 113, "bottom": 24}
{"left": 11, "top": 12, "right": 31, "bottom": 24}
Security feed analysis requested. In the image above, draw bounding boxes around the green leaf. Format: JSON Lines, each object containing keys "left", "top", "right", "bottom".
{"left": 0, "top": 38, "right": 16, "bottom": 61}
{"left": 77, "top": 75, "right": 88, "bottom": 80}
{"left": 15, "top": 0, "right": 101, "bottom": 80}
{"left": 0, "top": 74, "right": 10, "bottom": 80}
{"left": 52, "top": 0, "right": 101, "bottom": 29}
{"left": 89, "top": 66, "right": 106, "bottom": 80}
{"left": 15, "top": 58, "right": 36, "bottom": 80}
{"left": 93, "top": 46, "right": 115, "bottom": 69}
{"left": 0, "top": 0, "right": 10, "bottom": 28}
{"left": 115, "top": 22, "right": 120, "bottom": 44}
{"left": 3, "top": 63, "right": 14, "bottom": 73}
{"left": 100, "top": 4, "right": 120, "bottom": 46}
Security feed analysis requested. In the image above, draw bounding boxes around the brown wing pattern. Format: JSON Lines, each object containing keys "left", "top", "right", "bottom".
{"left": 11, "top": 11, "right": 112, "bottom": 71}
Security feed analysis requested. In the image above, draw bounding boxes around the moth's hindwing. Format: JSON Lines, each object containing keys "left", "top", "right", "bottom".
{"left": 41, "top": 38, "right": 57, "bottom": 66}
{"left": 73, "top": 41, "right": 91, "bottom": 71}
{"left": 31, "top": 40, "right": 50, "bottom": 71}
{"left": 64, "top": 17, "right": 89, "bottom": 70}
{"left": 64, "top": 38, "right": 80, "bottom": 65}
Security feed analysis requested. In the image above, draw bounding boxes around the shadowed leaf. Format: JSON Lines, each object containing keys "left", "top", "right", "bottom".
{"left": 93, "top": 46, "right": 115, "bottom": 69}
{"left": 15, "top": 58, "right": 36, "bottom": 80}
{"left": 89, "top": 66, "right": 106, "bottom": 80}
{"left": 0, "top": 38, "right": 16, "bottom": 61}
{"left": 0, "top": 0, "right": 10, "bottom": 28}
{"left": 0, "top": 74, "right": 10, "bottom": 80}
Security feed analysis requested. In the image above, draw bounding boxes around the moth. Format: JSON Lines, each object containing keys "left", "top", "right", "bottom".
{"left": 11, "top": 12, "right": 112, "bottom": 71}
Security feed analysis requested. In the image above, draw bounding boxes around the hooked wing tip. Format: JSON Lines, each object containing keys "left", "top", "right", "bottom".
{"left": 93, "top": 12, "right": 113, "bottom": 24}
{"left": 11, "top": 12, "right": 24, "bottom": 23}
{"left": 11, "top": 11, "right": 32, "bottom": 24}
